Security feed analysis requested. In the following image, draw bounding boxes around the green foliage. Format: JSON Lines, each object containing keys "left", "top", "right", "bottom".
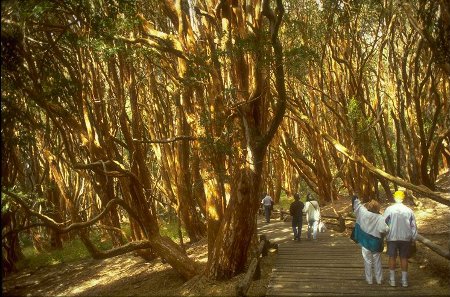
{"left": 17, "top": 238, "right": 90, "bottom": 269}
{"left": 285, "top": 45, "right": 320, "bottom": 78}
{"left": 277, "top": 191, "right": 292, "bottom": 210}
{"left": 276, "top": 190, "right": 309, "bottom": 211}
{"left": 15, "top": 220, "right": 184, "bottom": 270}
{"left": 347, "top": 97, "right": 372, "bottom": 136}
{"left": 30, "top": 3, "right": 48, "bottom": 17}
{"left": 347, "top": 97, "right": 361, "bottom": 122}
{"left": 1, "top": 199, "right": 11, "bottom": 214}
{"left": 16, "top": 230, "right": 114, "bottom": 270}
{"left": 160, "top": 220, "right": 186, "bottom": 240}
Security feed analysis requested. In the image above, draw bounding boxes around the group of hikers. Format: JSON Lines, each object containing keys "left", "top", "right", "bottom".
{"left": 261, "top": 192, "right": 322, "bottom": 239}
{"left": 352, "top": 190, "right": 417, "bottom": 287}
{"left": 261, "top": 190, "right": 417, "bottom": 287}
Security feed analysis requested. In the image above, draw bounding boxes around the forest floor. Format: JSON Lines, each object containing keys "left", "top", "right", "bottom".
{"left": 3, "top": 172, "right": 449, "bottom": 297}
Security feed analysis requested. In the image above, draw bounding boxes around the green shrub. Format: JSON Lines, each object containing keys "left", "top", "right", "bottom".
{"left": 276, "top": 191, "right": 292, "bottom": 210}
{"left": 160, "top": 220, "right": 186, "bottom": 240}
{"left": 16, "top": 221, "right": 185, "bottom": 270}
{"left": 276, "top": 191, "right": 309, "bottom": 211}
{"left": 17, "top": 238, "right": 91, "bottom": 270}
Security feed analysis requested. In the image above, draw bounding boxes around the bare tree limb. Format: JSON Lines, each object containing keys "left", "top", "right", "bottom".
{"left": 3, "top": 190, "right": 65, "bottom": 228}
{"left": 114, "top": 36, "right": 189, "bottom": 60}
{"left": 416, "top": 234, "right": 450, "bottom": 259}
{"left": 260, "top": 0, "right": 287, "bottom": 148}
{"left": 2, "top": 223, "right": 48, "bottom": 240}
{"left": 2, "top": 190, "right": 146, "bottom": 234}
{"left": 289, "top": 112, "right": 450, "bottom": 206}
{"left": 85, "top": 240, "right": 153, "bottom": 259}
{"left": 133, "top": 136, "right": 197, "bottom": 144}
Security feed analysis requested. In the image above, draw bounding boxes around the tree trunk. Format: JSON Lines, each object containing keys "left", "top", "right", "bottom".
{"left": 207, "top": 162, "right": 264, "bottom": 279}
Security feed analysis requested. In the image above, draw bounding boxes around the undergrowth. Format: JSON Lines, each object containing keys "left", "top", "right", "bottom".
{"left": 276, "top": 191, "right": 309, "bottom": 211}
{"left": 16, "top": 220, "right": 184, "bottom": 270}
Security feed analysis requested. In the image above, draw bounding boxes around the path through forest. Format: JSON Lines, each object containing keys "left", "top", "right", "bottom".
{"left": 3, "top": 177, "right": 449, "bottom": 296}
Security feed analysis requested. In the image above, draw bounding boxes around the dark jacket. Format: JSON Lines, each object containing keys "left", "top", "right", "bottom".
{"left": 290, "top": 200, "right": 304, "bottom": 221}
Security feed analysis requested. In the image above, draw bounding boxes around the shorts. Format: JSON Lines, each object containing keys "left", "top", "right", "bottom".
{"left": 387, "top": 241, "right": 411, "bottom": 258}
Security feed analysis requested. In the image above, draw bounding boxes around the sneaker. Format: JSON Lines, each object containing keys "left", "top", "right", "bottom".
{"left": 389, "top": 280, "right": 396, "bottom": 287}
{"left": 367, "top": 280, "right": 373, "bottom": 285}
{"left": 401, "top": 281, "right": 408, "bottom": 287}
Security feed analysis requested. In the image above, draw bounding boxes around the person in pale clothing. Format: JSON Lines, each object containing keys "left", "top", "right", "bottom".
{"left": 303, "top": 193, "right": 320, "bottom": 240}
{"left": 261, "top": 193, "right": 274, "bottom": 223}
{"left": 352, "top": 196, "right": 389, "bottom": 285}
{"left": 383, "top": 190, "right": 417, "bottom": 287}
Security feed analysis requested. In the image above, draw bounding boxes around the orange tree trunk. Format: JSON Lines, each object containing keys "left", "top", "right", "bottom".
{"left": 207, "top": 150, "right": 265, "bottom": 279}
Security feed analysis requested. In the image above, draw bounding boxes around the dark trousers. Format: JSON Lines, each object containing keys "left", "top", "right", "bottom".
{"left": 264, "top": 205, "right": 271, "bottom": 222}
{"left": 292, "top": 217, "right": 303, "bottom": 240}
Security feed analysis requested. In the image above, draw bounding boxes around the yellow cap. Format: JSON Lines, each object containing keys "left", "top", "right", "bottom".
{"left": 394, "top": 190, "right": 405, "bottom": 201}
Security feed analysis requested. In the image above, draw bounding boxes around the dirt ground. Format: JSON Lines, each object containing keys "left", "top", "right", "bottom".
{"left": 3, "top": 173, "right": 449, "bottom": 296}
{"left": 2, "top": 234, "right": 276, "bottom": 297}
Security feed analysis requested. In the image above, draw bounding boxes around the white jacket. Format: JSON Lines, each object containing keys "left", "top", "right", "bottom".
{"left": 353, "top": 198, "right": 389, "bottom": 252}
{"left": 354, "top": 198, "right": 389, "bottom": 238}
{"left": 383, "top": 202, "right": 417, "bottom": 241}
{"left": 304, "top": 201, "right": 320, "bottom": 222}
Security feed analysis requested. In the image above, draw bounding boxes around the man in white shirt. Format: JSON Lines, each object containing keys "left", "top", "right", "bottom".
{"left": 261, "top": 193, "right": 274, "bottom": 223}
{"left": 303, "top": 193, "right": 321, "bottom": 240}
{"left": 383, "top": 190, "right": 417, "bottom": 288}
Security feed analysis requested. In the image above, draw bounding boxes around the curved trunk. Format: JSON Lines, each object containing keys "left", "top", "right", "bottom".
{"left": 207, "top": 154, "right": 264, "bottom": 279}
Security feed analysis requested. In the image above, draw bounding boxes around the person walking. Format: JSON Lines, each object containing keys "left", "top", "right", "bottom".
{"left": 290, "top": 193, "right": 305, "bottom": 241}
{"left": 261, "top": 193, "right": 274, "bottom": 223}
{"left": 383, "top": 190, "right": 417, "bottom": 287}
{"left": 352, "top": 195, "right": 389, "bottom": 285}
{"left": 304, "top": 193, "right": 320, "bottom": 240}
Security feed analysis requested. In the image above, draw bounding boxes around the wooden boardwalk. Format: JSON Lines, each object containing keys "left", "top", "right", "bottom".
{"left": 261, "top": 221, "right": 449, "bottom": 297}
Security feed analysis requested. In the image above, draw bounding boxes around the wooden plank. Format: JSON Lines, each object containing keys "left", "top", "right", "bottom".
{"left": 273, "top": 289, "right": 447, "bottom": 296}
{"left": 266, "top": 289, "right": 438, "bottom": 297}
{"left": 267, "top": 283, "right": 423, "bottom": 293}
{"left": 273, "top": 263, "right": 369, "bottom": 268}
{"left": 271, "top": 266, "right": 365, "bottom": 270}
{"left": 269, "top": 272, "right": 365, "bottom": 278}
{"left": 271, "top": 267, "right": 364, "bottom": 271}
{"left": 277, "top": 252, "right": 358, "bottom": 256}
{"left": 236, "top": 257, "right": 259, "bottom": 296}
{"left": 275, "top": 259, "right": 371, "bottom": 263}
{"left": 278, "top": 248, "right": 358, "bottom": 252}
{"left": 277, "top": 253, "right": 359, "bottom": 256}
{"left": 275, "top": 262, "right": 365, "bottom": 266}
{"left": 278, "top": 247, "right": 358, "bottom": 251}
{"left": 268, "top": 279, "right": 417, "bottom": 289}
{"left": 277, "top": 254, "right": 359, "bottom": 258}
{"left": 272, "top": 267, "right": 364, "bottom": 277}
{"left": 267, "top": 289, "right": 360, "bottom": 296}
{"left": 236, "top": 238, "right": 267, "bottom": 296}
{"left": 278, "top": 249, "right": 357, "bottom": 251}
{"left": 267, "top": 287, "right": 361, "bottom": 295}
